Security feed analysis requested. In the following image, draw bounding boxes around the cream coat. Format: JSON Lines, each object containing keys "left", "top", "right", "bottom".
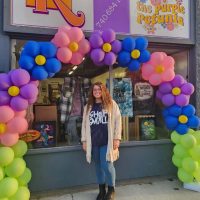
{"left": 81, "top": 100, "right": 122, "bottom": 163}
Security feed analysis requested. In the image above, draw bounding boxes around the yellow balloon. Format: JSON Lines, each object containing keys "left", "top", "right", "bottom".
{"left": 8, "top": 86, "right": 20, "bottom": 97}
{"left": 179, "top": 115, "right": 188, "bottom": 124}
{"left": 131, "top": 50, "right": 140, "bottom": 59}
{"left": 102, "top": 43, "right": 112, "bottom": 53}
{"left": 0, "top": 123, "right": 6, "bottom": 134}
{"left": 172, "top": 87, "right": 181, "bottom": 95}
{"left": 35, "top": 55, "right": 46, "bottom": 65}
{"left": 69, "top": 42, "right": 79, "bottom": 52}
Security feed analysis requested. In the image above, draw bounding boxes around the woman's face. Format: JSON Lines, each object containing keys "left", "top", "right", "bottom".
{"left": 93, "top": 85, "right": 102, "bottom": 99}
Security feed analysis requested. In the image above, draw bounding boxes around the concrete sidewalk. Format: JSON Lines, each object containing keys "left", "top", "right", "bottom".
{"left": 31, "top": 177, "right": 200, "bottom": 200}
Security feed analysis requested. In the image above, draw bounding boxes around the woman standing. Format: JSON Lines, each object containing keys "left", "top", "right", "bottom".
{"left": 81, "top": 82, "right": 122, "bottom": 200}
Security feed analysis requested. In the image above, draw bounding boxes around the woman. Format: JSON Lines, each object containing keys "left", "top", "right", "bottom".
{"left": 81, "top": 82, "right": 122, "bottom": 200}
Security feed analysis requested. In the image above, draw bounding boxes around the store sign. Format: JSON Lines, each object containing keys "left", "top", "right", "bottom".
{"left": 130, "top": 0, "right": 189, "bottom": 38}
{"left": 134, "top": 82, "right": 153, "bottom": 100}
{"left": 11, "top": 0, "right": 190, "bottom": 38}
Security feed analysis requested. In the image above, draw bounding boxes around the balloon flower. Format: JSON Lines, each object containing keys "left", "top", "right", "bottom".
{"left": 156, "top": 75, "right": 194, "bottom": 107}
{"left": 19, "top": 41, "right": 61, "bottom": 80}
{"left": 141, "top": 52, "right": 175, "bottom": 86}
{"left": 0, "top": 106, "right": 28, "bottom": 146}
{"left": 117, "top": 37, "right": 150, "bottom": 71}
{"left": 0, "top": 69, "right": 38, "bottom": 111}
{"left": 89, "top": 29, "right": 121, "bottom": 66}
{"left": 163, "top": 104, "right": 200, "bottom": 135}
{"left": 52, "top": 26, "right": 90, "bottom": 65}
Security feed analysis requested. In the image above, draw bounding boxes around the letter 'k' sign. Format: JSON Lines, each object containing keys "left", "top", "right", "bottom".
{"left": 26, "top": 0, "right": 85, "bottom": 27}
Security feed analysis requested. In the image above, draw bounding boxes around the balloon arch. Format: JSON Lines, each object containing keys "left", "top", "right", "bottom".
{"left": 0, "top": 26, "right": 200, "bottom": 199}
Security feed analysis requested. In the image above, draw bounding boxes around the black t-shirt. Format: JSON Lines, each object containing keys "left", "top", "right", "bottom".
{"left": 89, "top": 103, "right": 108, "bottom": 146}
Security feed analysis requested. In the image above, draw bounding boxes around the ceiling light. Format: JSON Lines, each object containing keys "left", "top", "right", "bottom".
{"left": 72, "top": 65, "right": 78, "bottom": 70}
{"left": 68, "top": 71, "right": 73, "bottom": 75}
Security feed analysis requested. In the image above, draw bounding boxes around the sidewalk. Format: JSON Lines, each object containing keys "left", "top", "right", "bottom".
{"left": 31, "top": 176, "right": 200, "bottom": 200}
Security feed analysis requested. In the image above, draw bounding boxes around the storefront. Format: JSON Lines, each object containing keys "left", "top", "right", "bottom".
{"left": 1, "top": 0, "right": 200, "bottom": 192}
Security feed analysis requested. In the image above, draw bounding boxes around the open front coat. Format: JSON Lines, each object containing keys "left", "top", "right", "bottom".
{"left": 81, "top": 100, "right": 122, "bottom": 163}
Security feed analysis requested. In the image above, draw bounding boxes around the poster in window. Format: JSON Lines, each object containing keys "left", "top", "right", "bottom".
{"left": 112, "top": 78, "right": 133, "bottom": 117}
{"left": 32, "top": 121, "right": 56, "bottom": 148}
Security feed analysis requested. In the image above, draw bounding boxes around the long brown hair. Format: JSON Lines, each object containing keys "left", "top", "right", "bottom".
{"left": 86, "top": 82, "right": 113, "bottom": 113}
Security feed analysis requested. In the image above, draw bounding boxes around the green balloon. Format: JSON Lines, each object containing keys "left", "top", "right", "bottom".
{"left": 11, "top": 140, "right": 28, "bottom": 158}
{"left": 188, "top": 129, "right": 195, "bottom": 135}
{"left": 0, "top": 177, "right": 18, "bottom": 198}
{"left": 182, "top": 157, "right": 199, "bottom": 173}
{"left": 180, "top": 134, "right": 196, "bottom": 149}
{"left": 5, "top": 158, "right": 26, "bottom": 178}
{"left": 177, "top": 168, "right": 193, "bottom": 183}
{"left": 0, "top": 198, "right": 8, "bottom": 200}
{"left": 193, "top": 167, "right": 200, "bottom": 182}
{"left": 171, "top": 131, "right": 181, "bottom": 144}
{"left": 172, "top": 155, "right": 182, "bottom": 168}
{"left": 0, "top": 166, "right": 4, "bottom": 181}
{"left": 10, "top": 186, "right": 30, "bottom": 200}
{"left": 17, "top": 168, "right": 32, "bottom": 186}
{"left": 194, "top": 131, "right": 200, "bottom": 145}
{"left": 0, "top": 147, "right": 14, "bottom": 167}
{"left": 173, "top": 144, "right": 189, "bottom": 158}
{"left": 190, "top": 146, "right": 200, "bottom": 161}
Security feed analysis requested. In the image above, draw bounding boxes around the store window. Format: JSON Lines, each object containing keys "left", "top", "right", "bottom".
{"left": 11, "top": 39, "right": 189, "bottom": 148}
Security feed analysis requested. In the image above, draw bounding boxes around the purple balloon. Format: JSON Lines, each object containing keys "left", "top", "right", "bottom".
{"left": 162, "top": 94, "right": 174, "bottom": 106}
{"left": 156, "top": 90, "right": 162, "bottom": 99}
{"left": 104, "top": 52, "right": 116, "bottom": 66}
{"left": 29, "top": 80, "right": 39, "bottom": 87}
{"left": 20, "top": 84, "right": 38, "bottom": 99}
{"left": 10, "top": 69, "right": 30, "bottom": 87}
{"left": 0, "top": 91, "right": 11, "bottom": 105}
{"left": 171, "top": 75, "right": 185, "bottom": 87}
{"left": 181, "top": 83, "right": 194, "bottom": 95}
{"left": 89, "top": 33, "right": 103, "bottom": 49}
{"left": 111, "top": 40, "right": 122, "bottom": 54}
{"left": 0, "top": 74, "right": 11, "bottom": 90}
{"left": 10, "top": 96, "right": 28, "bottom": 111}
{"left": 91, "top": 49, "right": 105, "bottom": 63}
{"left": 102, "top": 29, "right": 115, "bottom": 43}
{"left": 176, "top": 94, "right": 189, "bottom": 106}
{"left": 159, "top": 82, "right": 172, "bottom": 94}
{"left": 94, "top": 61, "right": 104, "bottom": 66}
{"left": 28, "top": 97, "right": 38, "bottom": 104}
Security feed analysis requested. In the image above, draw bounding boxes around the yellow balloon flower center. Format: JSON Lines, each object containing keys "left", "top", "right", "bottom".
{"left": 8, "top": 86, "right": 20, "bottom": 96}
{"left": 155, "top": 65, "right": 164, "bottom": 73}
{"left": 131, "top": 50, "right": 140, "bottom": 59}
{"left": 102, "top": 43, "right": 112, "bottom": 53}
{"left": 179, "top": 115, "right": 188, "bottom": 124}
{"left": 69, "top": 42, "right": 79, "bottom": 52}
{"left": 0, "top": 123, "right": 6, "bottom": 135}
{"left": 172, "top": 87, "right": 181, "bottom": 96}
{"left": 35, "top": 55, "right": 46, "bottom": 65}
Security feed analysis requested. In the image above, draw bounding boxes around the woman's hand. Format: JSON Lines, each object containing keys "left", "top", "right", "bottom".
{"left": 113, "top": 139, "right": 120, "bottom": 150}
{"left": 82, "top": 142, "right": 87, "bottom": 152}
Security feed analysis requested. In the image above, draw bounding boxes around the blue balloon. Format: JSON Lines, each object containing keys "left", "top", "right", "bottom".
{"left": 182, "top": 104, "right": 195, "bottom": 116}
{"left": 122, "top": 37, "right": 135, "bottom": 52}
{"left": 162, "top": 109, "right": 169, "bottom": 117}
{"left": 138, "top": 50, "right": 150, "bottom": 63}
{"left": 176, "top": 124, "right": 188, "bottom": 135}
{"left": 18, "top": 56, "right": 35, "bottom": 71}
{"left": 168, "top": 105, "right": 182, "bottom": 116}
{"left": 40, "top": 42, "right": 57, "bottom": 58}
{"left": 45, "top": 58, "right": 62, "bottom": 73}
{"left": 48, "top": 72, "right": 55, "bottom": 78}
{"left": 188, "top": 116, "right": 200, "bottom": 128}
{"left": 23, "top": 41, "right": 40, "bottom": 57}
{"left": 135, "top": 37, "right": 148, "bottom": 50}
{"left": 32, "top": 66, "right": 48, "bottom": 80}
{"left": 165, "top": 116, "right": 178, "bottom": 130}
{"left": 118, "top": 51, "right": 131, "bottom": 66}
{"left": 128, "top": 60, "right": 140, "bottom": 71}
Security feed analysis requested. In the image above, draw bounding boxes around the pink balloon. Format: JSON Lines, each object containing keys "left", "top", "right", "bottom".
{"left": 0, "top": 133, "right": 19, "bottom": 147}
{"left": 162, "top": 56, "right": 175, "bottom": 69}
{"left": 162, "top": 69, "right": 175, "bottom": 82}
{"left": 149, "top": 74, "right": 162, "bottom": 86}
{"left": 53, "top": 32, "right": 70, "bottom": 47}
{"left": 151, "top": 52, "right": 165, "bottom": 66}
{"left": 57, "top": 47, "right": 72, "bottom": 63}
{"left": 78, "top": 39, "right": 90, "bottom": 55}
{"left": 70, "top": 52, "right": 83, "bottom": 65}
{"left": 58, "top": 25, "right": 71, "bottom": 33}
{"left": 0, "top": 106, "right": 14, "bottom": 123}
{"left": 7, "top": 117, "right": 28, "bottom": 134}
{"left": 67, "top": 27, "right": 84, "bottom": 42}
{"left": 141, "top": 64, "right": 154, "bottom": 79}
{"left": 15, "top": 110, "right": 27, "bottom": 118}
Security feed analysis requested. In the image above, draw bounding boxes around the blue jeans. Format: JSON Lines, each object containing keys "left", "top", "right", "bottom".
{"left": 92, "top": 145, "right": 116, "bottom": 187}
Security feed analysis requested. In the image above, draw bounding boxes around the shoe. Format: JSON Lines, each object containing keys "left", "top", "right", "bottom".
{"left": 96, "top": 184, "right": 106, "bottom": 200}
{"left": 104, "top": 186, "right": 115, "bottom": 200}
